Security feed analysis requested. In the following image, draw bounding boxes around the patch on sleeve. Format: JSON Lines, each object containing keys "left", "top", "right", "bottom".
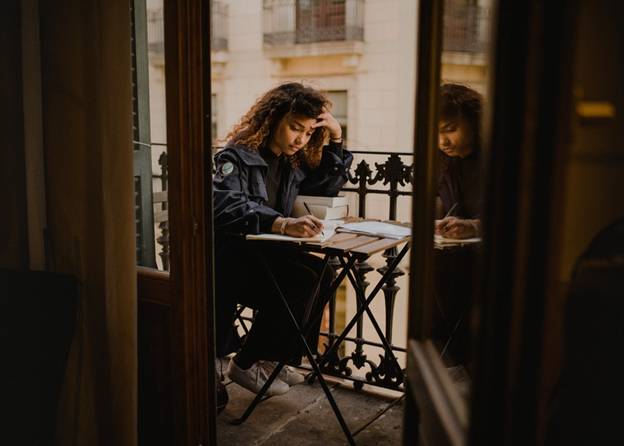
{"left": 220, "top": 161, "right": 234, "bottom": 176}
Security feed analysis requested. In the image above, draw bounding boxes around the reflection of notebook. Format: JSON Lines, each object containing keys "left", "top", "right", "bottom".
{"left": 336, "top": 221, "right": 411, "bottom": 239}
{"left": 434, "top": 234, "right": 482, "bottom": 247}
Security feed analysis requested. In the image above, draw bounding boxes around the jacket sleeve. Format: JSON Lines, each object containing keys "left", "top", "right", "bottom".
{"left": 213, "top": 151, "right": 281, "bottom": 234}
{"left": 299, "top": 141, "right": 354, "bottom": 196}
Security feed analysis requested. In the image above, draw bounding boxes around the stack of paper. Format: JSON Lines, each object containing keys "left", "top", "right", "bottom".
{"left": 336, "top": 221, "right": 411, "bottom": 239}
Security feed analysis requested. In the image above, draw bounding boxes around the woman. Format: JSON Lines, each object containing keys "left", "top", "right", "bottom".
{"left": 435, "top": 83, "right": 483, "bottom": 239}
{"left": 432, "top": 84, "right": 484, "bottom": 368}
{"left": 213, "top": 82, "right": 353, "bottom": 396}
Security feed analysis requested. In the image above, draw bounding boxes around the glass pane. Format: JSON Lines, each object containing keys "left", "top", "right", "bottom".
{"left": 431, "top": 0, "right": 495, "bottom": 400}
{"left": 132, "top": 0, "right": 169, "bottom": 271}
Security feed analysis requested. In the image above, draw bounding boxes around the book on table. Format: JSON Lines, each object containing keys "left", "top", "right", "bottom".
{"left": 292, "top": 203, "right": 348, "bottom": 220}
{"left": 292, "top": 194, "right": 349, "bottom": 220}
{"left": 294, "top": 194, "right": 348, "bottom": 207}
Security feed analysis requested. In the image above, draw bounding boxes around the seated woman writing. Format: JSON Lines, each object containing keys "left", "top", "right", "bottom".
{"left": 213, "top": 82, "right": 353, "bottom": 396}
{"left": 435, "top": 83, "right": 483, "bottom": 239}
{"left": 432, "top": 84, "right": 484, "bottom": 369}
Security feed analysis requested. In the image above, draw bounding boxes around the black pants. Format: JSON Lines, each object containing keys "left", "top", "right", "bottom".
{"left": 215, "top": 240, "right": 335, "bottom": 364}
{"left": 432, "top": 246, "right": 476, "bottom": 366}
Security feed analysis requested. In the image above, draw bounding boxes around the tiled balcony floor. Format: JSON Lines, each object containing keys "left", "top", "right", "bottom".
{"left": 216, "top": 365, "right": 405, "bottom": 446}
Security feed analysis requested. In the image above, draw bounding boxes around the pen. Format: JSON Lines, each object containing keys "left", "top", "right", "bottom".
{"left": 438, "top": 202, "right": 458, "bottom": 236}
{"left": 444, "top": 202, "right": 458, "bottom": 219}
{"left": 303, "top": 202, "right": 324, "bottom": 237}
{"left": 303, "top": 201, "right": 313, "bottom": 215}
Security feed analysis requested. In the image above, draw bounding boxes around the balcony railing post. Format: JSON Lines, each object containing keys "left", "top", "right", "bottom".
{"left": 350, "top": 258, "right": 374, "bottom": 389}
{"left": 321, "top": 256, "right": 341, "bottom": 371}
{"left": 327, "top": 256, "right": 341, "bottom": 345}
{"left": 348, "top": 158, "right": 373, "bottom": 217}
{"left": 374, "top": 248, "right": 405, "bottom": 387}
{"left": 157, "top": 151, "right": 170, "bottom": 270}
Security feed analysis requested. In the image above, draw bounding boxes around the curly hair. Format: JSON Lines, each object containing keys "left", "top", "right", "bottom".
{"left": 225, "top": 82, "right": 331, "bottom": 168}
{"left": 440, "top": 83, "right": 483, "bottom": 153}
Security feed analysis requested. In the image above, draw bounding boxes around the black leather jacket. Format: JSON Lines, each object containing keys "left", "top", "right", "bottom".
{"left": 213, "top": 140, "right": 353, "bottom": 235}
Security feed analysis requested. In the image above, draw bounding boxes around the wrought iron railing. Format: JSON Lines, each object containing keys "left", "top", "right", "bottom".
{"left": 313, "top": 150, "right": 413, "bottom": 391}
{"left": 263, "top": 0, "right": 364, "bottom": 46}
{"left": 443, "top": 2, "right": 491, "bottom": 54}
{"left": 145, "top": 148, "right": 414, "bottom": 392}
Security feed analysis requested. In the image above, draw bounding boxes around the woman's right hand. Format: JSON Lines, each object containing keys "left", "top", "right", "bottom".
{"left": 435, "top": 217, "right": 480, "bottom": 239}
{"left": 274, "top": 216, "right": 324, "bottom": 237}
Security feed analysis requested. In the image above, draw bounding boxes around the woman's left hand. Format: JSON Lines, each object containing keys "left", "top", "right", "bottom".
{"left": 435, "top": 217, "right": 480, "bottom": 239}
{"left": 312, "top": 107, "right": 342, "bottom": 140}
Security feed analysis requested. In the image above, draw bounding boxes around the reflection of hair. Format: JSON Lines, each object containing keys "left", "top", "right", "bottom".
{"left": 440, "top": 83, "right": 483, "bottom": 152}
{"left": 226, "top": 82, "right": 330, "bottom": 167}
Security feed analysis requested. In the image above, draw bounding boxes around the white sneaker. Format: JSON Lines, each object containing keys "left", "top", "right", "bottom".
{"left": 260, "top": 361, "right": 306, "bottom": 386}
{"left": 226, "top": 359, "right": 289, "bottom": 396}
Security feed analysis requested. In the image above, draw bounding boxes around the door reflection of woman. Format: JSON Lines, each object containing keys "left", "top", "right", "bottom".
{"left": 433, "top": 83, "right": 484, "bottom": 371}
{"left": 435, "top": 83, "right": 483, "bottom": 239}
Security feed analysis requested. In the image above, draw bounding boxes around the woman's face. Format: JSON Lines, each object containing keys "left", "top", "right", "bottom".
{"left": 438, "top": 118, "right": 474, "bottom": 158}
{"left": 270, "top": 113, "right": 317, "bottom": 157}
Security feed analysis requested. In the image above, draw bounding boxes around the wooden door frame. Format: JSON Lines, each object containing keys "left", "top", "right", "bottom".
{"left": 469, "top": 1, "right": 577, "bottom": 444}
{"left": 405, "top": 0, "right": 579, "bottom": 445}
{"left": 139, "top": 0, "right": 215, "bottom": 444}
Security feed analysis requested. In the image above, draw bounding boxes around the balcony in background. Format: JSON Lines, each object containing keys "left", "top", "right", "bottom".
{"left": 212, "top": 0, "right": 229, "bottom": 52}
{"left": 263, "top": 0, "right": 364, "bottom": 60}
{"left": 443, "top": 2, "right": 491, "bottom": 54}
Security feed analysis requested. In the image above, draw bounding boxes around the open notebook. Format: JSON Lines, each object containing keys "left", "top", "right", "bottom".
{"left": 245, "top": 220, "right": 342, "bottom": 245}
{"left": 246, "top": 220, "right": 413, "bottom": 244}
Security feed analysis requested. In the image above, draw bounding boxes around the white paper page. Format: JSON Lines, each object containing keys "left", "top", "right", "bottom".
{"left": 337, "top": 221, "right": 411, "bottom": 239}
{"left": 245, "top": 219, "right": 343, "bottom": 244}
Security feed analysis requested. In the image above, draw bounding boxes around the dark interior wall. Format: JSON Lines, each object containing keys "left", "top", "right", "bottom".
{"left": 38, "top": 0, "right": 137, "bottom": 444}
{"left": 0, "top": 0, "right": 28, "bottom": 269}
{"left": 540, "top": 0, "right": 624, "bottom": 439}
{"left": 559, "top": 0, "right": 624, "bottom": 278}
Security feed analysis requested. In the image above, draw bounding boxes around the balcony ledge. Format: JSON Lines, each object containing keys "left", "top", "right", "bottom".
{"left": 263, "top": 39, "right": 364, "bottom": 60}
{"left": 442, "top": 50, "right": 487, "bottom": 66}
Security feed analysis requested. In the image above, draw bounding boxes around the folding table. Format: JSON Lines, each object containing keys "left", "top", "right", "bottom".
{"left": 231, "top": 231, "right": 411, "bottom": 445}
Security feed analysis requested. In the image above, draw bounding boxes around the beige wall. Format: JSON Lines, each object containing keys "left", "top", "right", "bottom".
{"left": 212, "top": 0, "right": 420, "bottom": 152}
{"left": 39, "top": 0, "right": 137, "bottom": 444}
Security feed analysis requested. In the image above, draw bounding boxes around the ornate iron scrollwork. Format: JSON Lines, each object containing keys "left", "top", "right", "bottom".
{"left": 372, "top": 153, "right": 412, "bottom": 187}
{"left": 315, "top": 150, "right": 413, "bottom": 392}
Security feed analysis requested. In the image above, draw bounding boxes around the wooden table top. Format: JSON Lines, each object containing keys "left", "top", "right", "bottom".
{"left": 303, "top": 232, "right": 410, "bottom": 259}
